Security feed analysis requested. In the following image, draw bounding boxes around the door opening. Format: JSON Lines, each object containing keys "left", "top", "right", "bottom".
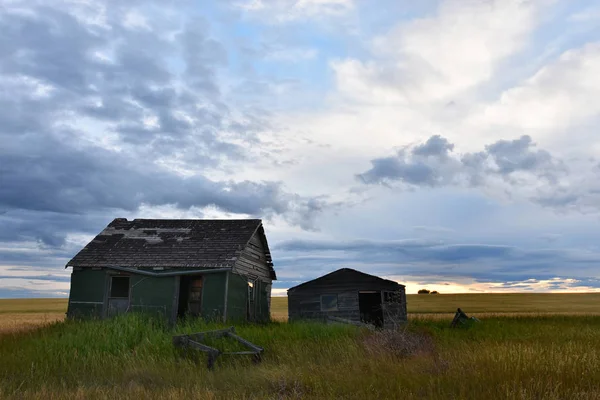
{"left": 178, "top": 275, "right": 203, "bottom": 318}
{"left": 107, "top": 275, "right": 130, "bottom": 317}
{"left": 358, "top": 291, "right": 383, "bottom": 328}
{"left": 247, "top": 279, "right": 256, "bottom": 321}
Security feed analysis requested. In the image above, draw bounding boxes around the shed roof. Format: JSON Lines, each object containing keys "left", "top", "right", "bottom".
{"left": 287, "top": 268, "right": 404, "bottom": 293}
{"left": 66, "top": 218, "right": 274, "bottom": 277}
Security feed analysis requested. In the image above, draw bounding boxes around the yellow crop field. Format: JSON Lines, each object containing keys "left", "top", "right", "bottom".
{"left": 2, "top": 293, "right": 600, "bottom": 333}
{"left": 270, "top": 292, "right": 600, "bottom": 321}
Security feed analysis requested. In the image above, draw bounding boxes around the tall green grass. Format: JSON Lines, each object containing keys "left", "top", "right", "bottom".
{"left": 2, "top": 314, "right": 600, "bottom": 399}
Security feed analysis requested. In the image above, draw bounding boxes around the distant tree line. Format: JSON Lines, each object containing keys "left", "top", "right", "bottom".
{"left": 417, "top": 289, "right": 439, "bottom": 294}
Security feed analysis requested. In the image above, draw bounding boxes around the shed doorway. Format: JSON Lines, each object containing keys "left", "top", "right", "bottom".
{"left": 107, "top": 275, "right": 131, "bottom": 317}
{"left": 247, "top": 279, "right": 256, "bottom": 321}
{"left": 178, "top": 275, "right": 203, "bottom": 318}
{"left": 358, "top": 291, "right": 383, "bottom": 328}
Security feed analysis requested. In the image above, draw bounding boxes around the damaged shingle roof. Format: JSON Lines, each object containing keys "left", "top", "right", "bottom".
{"left": 66, "top": 218, "right": 273, "bottom": 272}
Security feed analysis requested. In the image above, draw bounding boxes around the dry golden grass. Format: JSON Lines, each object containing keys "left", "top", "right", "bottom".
{"left": 0, "top": 313, "right": 65, "bottom": 335}
{"left": 0, "top": 298, "right": 68, "bottom": 314}
{"left": 406, "top": 292, "right": 600, "bottom": 314}
{"left": 270, "top": 297, "right": 288, "bottom": 321}
{"left": 3, "top": 293, "right": 600, "bottom": 333}
{"left": 271, "top": 292, "right": 600, "bottom": 321}
{"left": 0, "top": 298, "right": 67, "bottom": 334}
{"left": 2, "top": 313, "right": 600, "bottom": 400}
{"left": 2, "top": 296, "right": 600, "bottom": 399}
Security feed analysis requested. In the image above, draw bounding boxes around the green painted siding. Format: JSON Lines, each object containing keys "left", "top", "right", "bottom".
{"left": 225, "top": 274, "right": 271, "bottom": 322}
{"left": 201, "top": 272, "right": 227, "bottom": 321}
{"left": 130, "top": 275, "right": 176, "bottom": 319}
{"left": 66, "top": 269, "right": 107, "bottom": 319}
{"left": 66, "top": 268, "right": 268, "bottom": 323}
{"left": 227, "top": 272, "right": 249, "bottom": 321}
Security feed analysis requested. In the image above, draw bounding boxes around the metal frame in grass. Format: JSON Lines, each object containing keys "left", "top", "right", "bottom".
{"left": 172, "top": 326, "right": 263, "bottom": 370}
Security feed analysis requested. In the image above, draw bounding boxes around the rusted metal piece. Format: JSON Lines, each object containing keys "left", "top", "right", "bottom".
{"left": 173, "top": 326, "right": 264, "bottom": 370}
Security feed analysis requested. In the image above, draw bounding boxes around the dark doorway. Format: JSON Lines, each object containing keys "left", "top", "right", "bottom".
{"left": 359, "top": 291, "right": 383, "bottom": 328}
{"left": 247, "top": 279, "right": 256, "bottom": 321}
{"left": 107, "top": 275, "right": 130, "bottom": 317}
{"left": 177, "top": 275, "right": 203, "bottom": 318}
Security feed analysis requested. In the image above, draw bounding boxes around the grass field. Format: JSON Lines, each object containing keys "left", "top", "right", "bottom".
{"left": 1, "top": 294, "right": 600, "bottom": 399}
{"left": 3, "top": 293, "right": 600, "bottom": 332}
{"left": 271, "top": 293, "right": 600, "bottom": 321}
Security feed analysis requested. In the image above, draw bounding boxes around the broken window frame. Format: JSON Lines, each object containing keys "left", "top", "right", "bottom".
{"left": 383, "top": 290, "right": 402, "bottom": 303}
{"left": 320, "top": 294, "right": 338, "bottom": 312}
{"left": 109, "top": 276, "right": 130, "bottom": 298}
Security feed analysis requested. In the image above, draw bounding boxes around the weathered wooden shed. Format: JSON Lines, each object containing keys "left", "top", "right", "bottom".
{"left": 287, "top": 268, "right": 407, "bottom": 328}
{"left": 65, "top": 218, "right": 276, "bottom": 323}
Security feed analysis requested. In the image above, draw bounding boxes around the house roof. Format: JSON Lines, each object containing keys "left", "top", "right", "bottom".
{"left": 66, "top": 218, "right": 275, "bottom": 278}
{"left": 287, "top": 268, "right": 403, "bottom": 293}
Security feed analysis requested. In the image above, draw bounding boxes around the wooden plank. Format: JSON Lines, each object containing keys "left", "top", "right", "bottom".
{"left": 173, "top": 327, "right": 263, "bottom": 370}
{"left": 234, "top": 257, "right": 271, "bottom": 280}
{"left": 233, "top": 231, "right": 273, "bottom": 281}
{"left": 243, "top": 246, "right": 264, "bottom": 260}
{"left": 227, "top": 332, "right": 264, "bottom": 352}
{"left": 187, "top": 339, "right": 220, "bottom": 354}
{"left": 173, "top": 327, "right": 234, "bottom": 343}
{"left": 237, "top": 253, "right": 268, "bottom": 269}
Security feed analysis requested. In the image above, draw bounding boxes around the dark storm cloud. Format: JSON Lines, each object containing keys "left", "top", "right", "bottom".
{"left": 271, "top": 237, "right": 600, "bottom": 287}
{"left": 355, "top": 135, "right": 597, "bottom": 212}
{"left": 0, "top": 0, "right": 329, "bottom": 253}
{"left": 484, "top": 135, "right": 556, "bottom": 175}
{"left": 412, "top": 135, "right": 454, "bottom": 157}
{"left": 274, "top": 239, "right": 515, "bottom": 263}
{"left": 0, "top": 275, "right": 71, "bottom": 282}
{"left": 180, "top": 18, "right": 229, "bottom": 94}
{"left": 1, "top": 131, "right": 321, "bottom": 232}
{"left": 357, "top": 135, "right": 562, "bottom": 186}
{"left": 356, "top": 157, "right": 441, "bottom": 186}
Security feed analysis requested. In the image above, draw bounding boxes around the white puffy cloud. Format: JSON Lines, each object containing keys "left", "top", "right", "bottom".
{"left": 468, "top": 43, "right": 600, "bottom": 147}
{"left": 332, "top": 0, "right": 546, "bottom": 105}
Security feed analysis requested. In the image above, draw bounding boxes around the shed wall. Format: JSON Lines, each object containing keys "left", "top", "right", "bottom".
{"left": 255, "top": 280, "right": 270, "bottom": 322}
{"left": 66, "top": 269, "right": 107, "bottom": 318}
{"left": 233, "top": 233, "right": 271, "bottom": 281}
{"left": 200, "top": 272, "right": 227, "bottom": 321}
{"left": 67, "top": 268, "right": 269, "bottom": 323}
{"left": 288, "top": 286, "right": 407, "bottom": 325}
{"left": 130, "top": 275, "right": 176, "bottom": 319}
{"left": 288, "top": 290, "right": 361, "bottom": 322}
{"left": 227, "top": 272, "right": 249, "bottom": 321}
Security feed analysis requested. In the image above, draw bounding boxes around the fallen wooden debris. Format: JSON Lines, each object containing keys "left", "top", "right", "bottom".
{"left": 173, "top": 326, "right": 263, "bottom": 370}
{"left": 450, "top": 308, "right": 480, "bottom": 328}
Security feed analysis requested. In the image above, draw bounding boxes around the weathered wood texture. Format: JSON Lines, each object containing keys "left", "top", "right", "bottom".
{"left": 173, "top": 326, "right": 264, "bottom": 370}
{"left": 66, "top": 219, "right": 277, "bottom": 324}
{"left": 233, "top": 233, "right": 272, "bottom": 282}
{"left": 288, "top": 291, "right": 361, "bottom": 322}
{"left": 287, "top": 268, "right": 407, "bottom": 326}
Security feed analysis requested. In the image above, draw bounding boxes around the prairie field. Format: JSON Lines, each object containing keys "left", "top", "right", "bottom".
{"left": 1, "top": 294, "right": 600, "bottom": 399}
{"left": 271, "top": 292, "right": 600, "bottom": 321}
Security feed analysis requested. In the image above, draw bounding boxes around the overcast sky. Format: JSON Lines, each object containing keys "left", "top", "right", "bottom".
{"left": 1, "top": 0, "right": 600, "bottom": 298}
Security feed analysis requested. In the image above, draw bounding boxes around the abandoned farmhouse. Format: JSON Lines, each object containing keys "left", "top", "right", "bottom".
{"left": 287, "top": 268, "right": 407, "bottom": 328}
{"left": 65, "top": 218, "right": 275, "bottom": 323}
